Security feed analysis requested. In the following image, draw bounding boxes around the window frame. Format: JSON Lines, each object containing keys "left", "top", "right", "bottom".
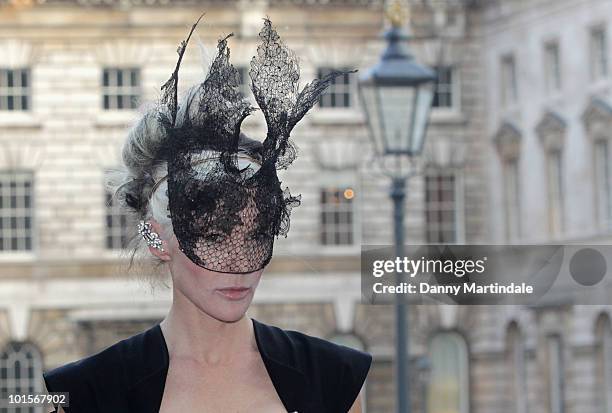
{"left": 590, "top": 25, "right": 608, "bottom": 82}
{"left": 316, "top": 67, "right": 357, "bottom": 109}
{"left": 546, "top": 334, "right": 565, "bottom": 413}
{"left": 104, "top": 189, "right": 136, "bottom": 251}
{"left": 500, "top": 53, "right": 518, "bottom": 107}
{"left": 0, "top": 169, "right": 35, "bottom": 254}
{"left": 319, "top": 185, "right": 357, "bottom": 247}
{"left": 101, "top": 67, "right": 142, "bottom": 111}
{"left": 424, "top": 169, "right": 465, "bottom": 244}
{"left": 544, "top": 40, "right": 562, "bottom": 95}
{"left": 427, "top": 330, "right": 470, "bottom": 413}
{"left": 235, "top": 65, "right": 254, "bottom": 102}
{"left": 546, "top": 149, "right": 564, "bottom": 237}
{"left": 0, "top": 68, "right": 31, "bottom": 112}
{"left": 502, "top": 157, "right": 521, "bottom": 242}
{"left": 596, "top": 315, "right": 612, "bottom": 412}
{"left": 506, "top": 322, "right": 527, "bottom": 413}
{"left": 594, "top": 139, "right": 612, "bottom": 230}
{"left": 0, "top": 341, "right": 44, "bottom": 413}
{"left": 432, "top": 65, "right": 461, "bottom": 112}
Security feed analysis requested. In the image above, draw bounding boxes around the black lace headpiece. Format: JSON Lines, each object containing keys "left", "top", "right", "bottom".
{"left": 152, "top": 15, "right": 354, "bottom": 273}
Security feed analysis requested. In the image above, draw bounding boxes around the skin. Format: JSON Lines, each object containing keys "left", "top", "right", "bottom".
{"left": 47, "top": 218, "right": 364, "bottom": 413}
{"left": 149, "top": 218, "right": 365, "bottom": 413}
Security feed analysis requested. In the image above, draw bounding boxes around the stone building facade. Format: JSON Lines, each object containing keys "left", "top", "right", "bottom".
{"left": 475, "top": 1, "right": 612, "bottom": 413}
{"left": 0, "top": 1, "right": 611, "bottom": 413}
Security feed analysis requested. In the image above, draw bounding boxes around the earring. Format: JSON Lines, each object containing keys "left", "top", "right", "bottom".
{"left": 138, "top": 220, "right": 165, "bottom": 252}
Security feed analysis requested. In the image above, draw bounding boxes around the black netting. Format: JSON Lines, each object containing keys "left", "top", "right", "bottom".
{"left": 148, "top": 16, "right": 355, "bottom": 273}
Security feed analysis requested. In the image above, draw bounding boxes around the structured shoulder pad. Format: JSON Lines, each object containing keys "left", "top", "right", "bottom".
{"left": 42, "top": 326, "right": 154, "bottom": 413}
{"left": 284, "top": 329, "right": 373, "bottom": 413}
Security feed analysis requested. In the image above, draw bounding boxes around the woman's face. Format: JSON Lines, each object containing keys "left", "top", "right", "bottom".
{"left": 147, "top": 219, "right": 264, "bottom": 323}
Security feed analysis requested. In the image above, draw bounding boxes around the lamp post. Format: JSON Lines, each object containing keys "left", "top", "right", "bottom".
{"left": 357, "top": 2, "right": 436, "bottom": 413}
{"left": 416, "top": 355, "right": 432, "bottom": 413}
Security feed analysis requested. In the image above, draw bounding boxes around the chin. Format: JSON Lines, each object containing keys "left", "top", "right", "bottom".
{"left": 212, "top": 311, "right": 248, "bottom": 323}
{"left": 205, "top": 306, "right": 250, "bottom": 323}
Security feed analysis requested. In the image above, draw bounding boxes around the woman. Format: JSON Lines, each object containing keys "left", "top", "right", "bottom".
{"left": 43, "top": 15, "right": 371, "bottom": 413}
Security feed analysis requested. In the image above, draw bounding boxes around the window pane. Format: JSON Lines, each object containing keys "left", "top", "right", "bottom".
{"left": 0, "top": 342, "right": 43, "bottom": 406}
{"left": 317, "top": 67, "right": 353, "bottom": 108}
{"left": 547, "top": 335, "right": 565, "bottom": 413}
{"left": 428, "top": 332, "right": 469, "bottom": 413}
{"left": 433, "top": 66, "right": 454, "bottom": 108}
{"left": 130, "top": 70, "right": 139, "bottom": 86}
{"left": 21, "top": 70, "right": 28, "bottom": 88}
{"left": 595, "top": 140, "right": 612, "bottom": 229}
{"left": 547, "top": 151, "right": 564, "bottom": 236}
{"left": 591, "top": 27, "right": 608, "bottom": 80}
{"left": 103, "top": 69, "right": 109, "bottom": 86}
{"left": 504, "top": 159, "right": 521, "bottom": 241}
{"left": 0, "top": 171, "right": 34, "bottom": 251}
{"left": 545, "top": 42, "right": 562, "bottom": 93}
{"left": 0, "top": 68, "right": 30, "bottom": 112}
{"left": 105, "top": 185, "right": 136, "bottom": 250}
{"left": 319, "top": 186, "right": 355, "bottom": 246}
{"left": 425, "top": 172, "right": 458, "bottom": 243}
{"left": 102, "top": 68, "right": 141, "bottom": 110}
{"left": 501, "top": 55, "right": 517, "bottom": 105}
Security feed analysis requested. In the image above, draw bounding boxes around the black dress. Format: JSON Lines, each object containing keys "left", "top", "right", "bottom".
{"left": 43, "top": 318, "right": 372, "bottom": 413}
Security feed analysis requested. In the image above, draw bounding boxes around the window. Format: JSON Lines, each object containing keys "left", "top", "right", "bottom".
{"left": 425, "top": 172, "right": 458, "bottom": 243}
{"left": 427, "top": 331, "right": 469, "bottom": 413}
{"left": 102, "top": 68, "right": 141, "bottom": 110}
{"left": 544, "top": 42, "right": 562, "bottom": 94}
{"left": 0, "top": 341, "right": 44, "bottom": 413}
{"left": 506, "top": 323, "right": 527, "bottom": 413}
{"left": 594, "top": 140, "right": 612, "bottom": 230}
{"left": 590, "top": 26, "right": 608, "bottom": 81}
{"left": 320, "top": 186, "right": 355, "bottom": 245}
{"left": 0, "top": 68, "right": 30, "bottom": 111}
{"left": 317, "top": 67, "right": 354, "bottom": 108}
{"left": 0, "top": 171, "right": 34, "bottom": 252}
{"left": 595, "top": 315, "right": 612, "bottom": 412}
{"left": 547, "top": 335, "right": 565, "bottom": 413}
{"left": 546, "top": 150, "right": 564, "bottom": 236}
{"left": 432, "top": 66, "right": 457, "bottom": 109}
{"left": 503, "top": 159, "right": 521, "bottom": 241}
{"left": 105, "top": 191, "right": 136, "bottom": 250}
{"left": 501, "top": 54, "right": 518, "bottom": 106}
{"left": 236, "top": 66, "right": 252, "bottom": 100}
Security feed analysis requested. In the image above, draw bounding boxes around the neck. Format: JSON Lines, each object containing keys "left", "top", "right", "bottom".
{"left": 159, "top": 288, "right": 257, "bottom": 366}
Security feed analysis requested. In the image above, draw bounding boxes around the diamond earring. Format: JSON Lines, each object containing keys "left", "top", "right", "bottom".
{"left": 137, "top": 220, "right": 165, "bottom": 252}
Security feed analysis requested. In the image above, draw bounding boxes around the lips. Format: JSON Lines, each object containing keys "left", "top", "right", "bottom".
{"left": 215, "top": 287, "right": 251, "bottom": 301}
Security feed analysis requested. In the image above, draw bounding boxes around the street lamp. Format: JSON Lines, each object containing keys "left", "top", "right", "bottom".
{"left": 416, "top": 355, "right": 432, "bottom": 413}
{"left": 357, "top": 2, "right": 436, "bottom": 413}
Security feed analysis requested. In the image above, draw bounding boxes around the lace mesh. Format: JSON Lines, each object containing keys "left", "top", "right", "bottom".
{"left": 148, "top": 17, "right": 355, "bottom": 273}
